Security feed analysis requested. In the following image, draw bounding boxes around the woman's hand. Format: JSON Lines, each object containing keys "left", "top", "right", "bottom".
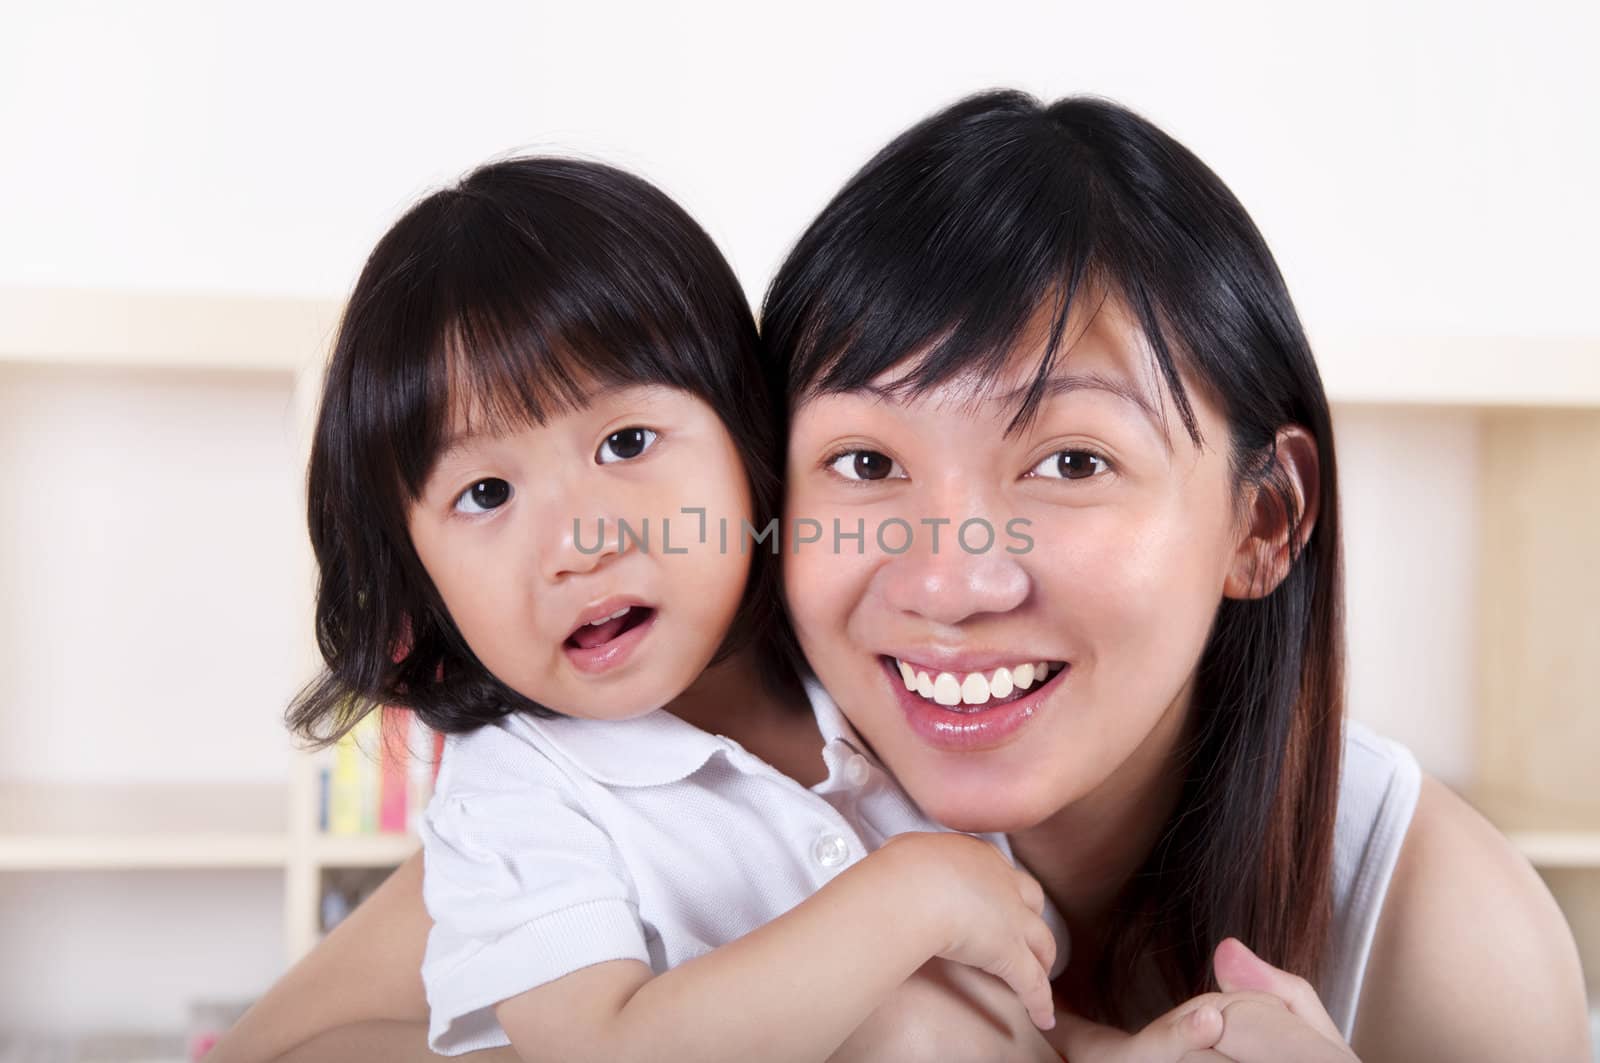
{"left": 1049, "top": 938, "right": 1359, "bottom": 1062}
{"left": 1204, "top": 937, "right": 1355, "bottom": 1060}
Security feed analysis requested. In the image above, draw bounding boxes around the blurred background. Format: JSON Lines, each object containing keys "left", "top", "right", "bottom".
{"left": 0, "top": 0, "right": 1596, "bottom": 1056}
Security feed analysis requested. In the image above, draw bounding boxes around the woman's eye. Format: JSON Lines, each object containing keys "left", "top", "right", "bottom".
{"left": 827, "top": 449, "right": 906, "bottom": 482}
{"left": 454, "top": 478, "right": 512, "bottom": 514}
{"left": 1028, "top": 450, "right": 1111, "bottom": 481}
{"left": 597, "top": 427, "right": 658, "bottom": 464}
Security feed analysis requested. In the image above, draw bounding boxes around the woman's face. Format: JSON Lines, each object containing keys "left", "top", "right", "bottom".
{"left": 783, "top": 300, "right": 1248, "bottom": 834}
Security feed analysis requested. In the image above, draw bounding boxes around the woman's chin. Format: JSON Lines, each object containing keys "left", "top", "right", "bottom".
{"left": 904, "top": 771, "right": 1067, "bottom": 836}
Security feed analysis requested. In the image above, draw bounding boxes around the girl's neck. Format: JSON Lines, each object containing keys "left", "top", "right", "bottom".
{"left": 1008, "top": 673, "right": 1197, "bottom": 1002}
{"left": 666, "top": 649, "right": 823, "bottom": 786}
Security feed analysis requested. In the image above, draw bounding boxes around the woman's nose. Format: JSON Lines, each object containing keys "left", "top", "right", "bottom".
{"left": 873, "top": 516, "right": 1031, "bottom": 627}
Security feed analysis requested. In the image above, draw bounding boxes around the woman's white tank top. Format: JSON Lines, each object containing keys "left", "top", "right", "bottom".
{"left": 1320, "top": 718, "right": 1423, "bottom": 1041}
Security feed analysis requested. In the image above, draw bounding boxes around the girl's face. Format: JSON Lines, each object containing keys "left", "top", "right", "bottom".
{"left": 408, "top": 384, "right": 752, "bottom": 720}
{"left": 783, "top": 301, "right": 1248, "bottom": 834}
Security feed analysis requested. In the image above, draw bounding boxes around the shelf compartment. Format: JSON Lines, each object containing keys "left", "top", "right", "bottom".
{"left": 0, "top": 782, "right": 288, "bottom": 870}
{"left": 0, "top": 287, "right": 338, "bottom": 373}
{"left": 311, "top": 831, "right": 419, "bottom": 868}
{"left": 1508, "top": 831, "right": 1600, "bottom": 870}
{"left": 1315, "top": 334, "right": 1600, "bottom": 408}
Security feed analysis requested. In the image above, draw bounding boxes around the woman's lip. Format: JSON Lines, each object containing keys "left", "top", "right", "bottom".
{"left": 888, "top": 652, "right": 1068, "bottom": 674}
{"left": 565, "top": 609, "right": 656, "bottom": 675}
{"left": 878, "top": 655, "right": 1065, "bottom": 752}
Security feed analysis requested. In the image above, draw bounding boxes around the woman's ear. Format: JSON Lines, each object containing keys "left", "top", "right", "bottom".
{"left": 1224, "top": 425, "right": 1321, "bottom": 600}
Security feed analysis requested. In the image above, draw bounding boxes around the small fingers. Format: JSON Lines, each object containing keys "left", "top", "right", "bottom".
{"left": 990, "top": 946, "right": 1056, "bottom": 1031}
{"left": 1117, "top": 1001, "right": 1224, "bottom": 1061}
{"left": 1213, "top": 998, "right": 1354, "bottom": 1062}
{"left": 1174, "top": 1003, "right": 1225, "bottom": 1050}
{"left": 1023, "top": 912, "right": 1057, "bottom": 980}
{"left": 1015, "top": 869, "right": 1046, "bottom": 915}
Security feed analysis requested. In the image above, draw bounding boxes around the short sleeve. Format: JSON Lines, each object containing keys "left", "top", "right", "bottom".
{"left": 419, "top": 731, "right": 651, "bottom": 1055}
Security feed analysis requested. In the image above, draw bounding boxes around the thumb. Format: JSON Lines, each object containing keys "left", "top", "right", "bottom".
{"left": 1213, "top": 937, "right": 1344, "bottom": 1043}
{"left": 1051, "top": 1004, "right": 1223, "bottom": 1063}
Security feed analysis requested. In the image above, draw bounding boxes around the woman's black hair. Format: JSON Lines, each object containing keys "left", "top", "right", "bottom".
{"left": 762, "top": 91, "right": 1344, "bottom": 1027}
{"left": 289, "top": 156, "right": 795, "bottom": 743}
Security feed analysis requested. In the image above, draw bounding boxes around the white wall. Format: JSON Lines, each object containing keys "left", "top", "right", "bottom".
{"left": 3, "top": 0, "right": 1596, "bottom": 338}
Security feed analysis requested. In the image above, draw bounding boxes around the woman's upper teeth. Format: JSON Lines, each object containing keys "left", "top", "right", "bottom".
{"left": 585, "top": 607, "right": 632, "bottom": 626}
{"left": 894, "top": 658, "right": 1059, "bottom": 706}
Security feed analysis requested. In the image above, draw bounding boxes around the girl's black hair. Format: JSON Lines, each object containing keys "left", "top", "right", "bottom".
{"left": 289, "top": 156, "right": 795, "bottom": 743}
{"left": 762, "top": 91, "right": 1344, "bottom": 1027}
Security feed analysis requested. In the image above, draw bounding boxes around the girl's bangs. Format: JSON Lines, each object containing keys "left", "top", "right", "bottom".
{"left": 397, "top": 245, "right": 718, "bottom": 500}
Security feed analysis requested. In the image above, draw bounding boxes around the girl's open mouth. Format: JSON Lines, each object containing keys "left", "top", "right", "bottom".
{"left": 564, "top": 604, "right": 657, "bottom": 674}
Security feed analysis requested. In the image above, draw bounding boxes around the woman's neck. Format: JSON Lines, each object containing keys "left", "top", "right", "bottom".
{"left": 1008, "top": 674, "right": 1198, "bottom": 999}
{"left": 666, "top": 649, "right": 823, "bottom": 785}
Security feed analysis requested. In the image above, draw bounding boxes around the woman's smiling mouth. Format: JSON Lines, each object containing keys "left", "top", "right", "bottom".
{"left": 878, "top": 654, "right": 1068, "bottom": 751}
{"left": 888, "top": 656, "right": 1067, "bottom": 710}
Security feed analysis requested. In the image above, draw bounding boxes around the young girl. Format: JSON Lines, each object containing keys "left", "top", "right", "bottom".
{"left": 264, "top": 156, "right": 1062, "bottom": 1062}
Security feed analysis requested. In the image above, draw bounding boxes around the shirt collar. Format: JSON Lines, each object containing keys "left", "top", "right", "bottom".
{"left": 804, "top": 676, "right": 869, "bottom": 754}
{"left": 517, "top": 677, "right": 868, "bottom": 789}
{"left": 519, "top": 708, "right": 725, "bottom": 788}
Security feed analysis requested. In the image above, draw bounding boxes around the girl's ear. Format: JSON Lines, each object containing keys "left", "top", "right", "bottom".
{"left": 1224, "top": 425, "right": 1321, "bottom": 600}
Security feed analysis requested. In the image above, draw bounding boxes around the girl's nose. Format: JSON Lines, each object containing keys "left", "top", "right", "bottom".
{"left": 537, "top": 476, "right": 629, "bottom": 582}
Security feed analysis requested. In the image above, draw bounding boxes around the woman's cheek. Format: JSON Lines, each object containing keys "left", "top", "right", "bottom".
{"left": 784, "top": 538, "right": 845, "bottom": 637}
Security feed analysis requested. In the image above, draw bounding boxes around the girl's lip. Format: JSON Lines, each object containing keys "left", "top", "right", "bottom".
{"left": 878, "top": 655, "right": 1065, "bottom": 752}
{"left": 569, "top": 595, "right": 652, "bottom": 633}
{"left": 565, "top": 608, "right": 656, "bottom": 675}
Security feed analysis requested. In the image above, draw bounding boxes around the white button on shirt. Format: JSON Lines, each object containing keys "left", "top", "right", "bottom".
{"left": 419, "top": 678, "right": 1066, "bottom": 1055}
{"left": 812, "top": 832, "right": 850, "bottom": 868}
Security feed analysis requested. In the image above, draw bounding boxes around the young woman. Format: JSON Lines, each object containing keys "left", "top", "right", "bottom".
{"left": 212, "top": 92, "right": 1591, "bottom": 1063}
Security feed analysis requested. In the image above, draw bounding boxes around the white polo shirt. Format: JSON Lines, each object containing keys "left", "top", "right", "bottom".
{"left": 419, "top": 678, "right": 1067, "bottom": 1055}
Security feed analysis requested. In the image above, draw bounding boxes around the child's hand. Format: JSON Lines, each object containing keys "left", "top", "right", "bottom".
{"left": 877, "top": 832, "right": 1058, "bottom": 1031}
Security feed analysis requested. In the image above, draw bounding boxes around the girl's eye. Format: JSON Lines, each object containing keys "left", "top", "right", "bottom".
{"left": 1028, "top": 450, "right": 1112, "bottom": 481}
{"left": 454, "top": 478, "right": 512, "bottom": 515}
{"left": 597, "top": 427, "right": 658, "bottom": 464}
{"left": 827, "top": 449, "right": 907, "bottom": 482}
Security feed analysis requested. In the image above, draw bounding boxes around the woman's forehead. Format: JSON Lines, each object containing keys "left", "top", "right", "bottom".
{"left": 798, "top": 294, "right": 1176, "bottom": 436}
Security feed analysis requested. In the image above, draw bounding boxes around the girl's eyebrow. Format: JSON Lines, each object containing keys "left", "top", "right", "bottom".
{"left": 433, "top": 380, "right": 662, "bottom": 468}
{"left": 436, "top": 430, "right": 494, "bottom": 467}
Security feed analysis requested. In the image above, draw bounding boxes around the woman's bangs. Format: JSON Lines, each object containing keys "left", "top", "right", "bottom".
{"left": 789, "top": 239, "right": 1198, "bottom": 443}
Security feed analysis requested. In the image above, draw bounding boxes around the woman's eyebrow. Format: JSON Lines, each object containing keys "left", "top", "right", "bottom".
{"left": 858, "top": 371, "right": 1163, "bottom": 434}
{"left": 1004, "top": 371, "right": 1163, "bottom": 430}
